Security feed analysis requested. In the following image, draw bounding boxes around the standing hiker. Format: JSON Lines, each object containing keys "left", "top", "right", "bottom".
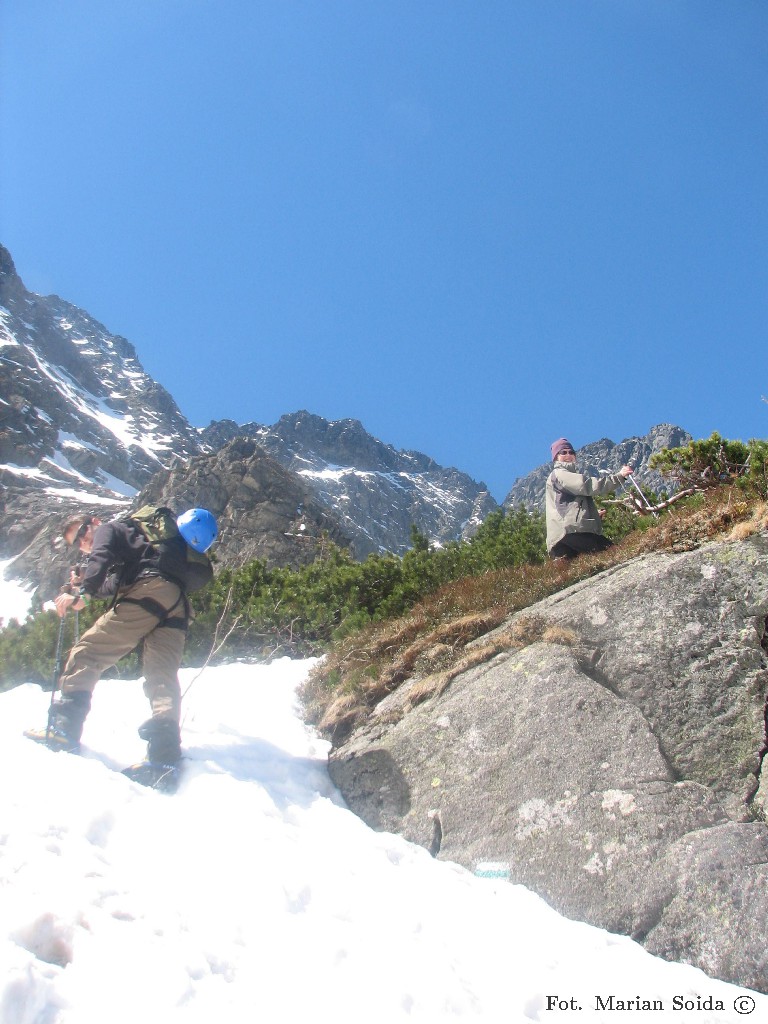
{"left": 545, "top": 438, "right": 633, "bottom": 560}
{"left": 25, "top": 509, "right": 218, "bottom": 779}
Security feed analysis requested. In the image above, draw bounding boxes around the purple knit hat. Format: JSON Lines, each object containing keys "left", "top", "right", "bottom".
{"left": 550, "top": 438, "right": 575, "bottom": 460}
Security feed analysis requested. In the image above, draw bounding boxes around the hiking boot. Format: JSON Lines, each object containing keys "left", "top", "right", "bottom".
{"left": 122, "top": 760, "right": 183, "bottom": 793}
{"left": 24, "top": 726, "right": 81, "bottom": 753}
{"left": 138, "top": 716, "right": 182, "bottom": 765}
{"left": 24, "top": 691, "right": 92, "bottom": 753}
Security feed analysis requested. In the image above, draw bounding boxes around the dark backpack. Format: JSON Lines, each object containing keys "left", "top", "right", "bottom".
{"left": 126, "top": 505, "right": 214, "bottom": 593}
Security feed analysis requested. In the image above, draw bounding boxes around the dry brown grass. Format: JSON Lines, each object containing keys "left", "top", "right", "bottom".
{"left": 728, "top": 501, "right": 768, "bottom": 541}
{"left": 403, "top": 617, "right": 579, "bottom": 713}
{"left": 299, "top": 486, "right": 762, "bottom": 745}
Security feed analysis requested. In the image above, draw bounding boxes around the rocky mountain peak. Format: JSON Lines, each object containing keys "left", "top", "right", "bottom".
{"left": 269, "top": 411, "right": 437, "bottom": 475}
{"left": 200, "top": 410, "right": 497, "bottom": 557}
{"left": 0, "top": 244, "right": 199, "bottom": 498}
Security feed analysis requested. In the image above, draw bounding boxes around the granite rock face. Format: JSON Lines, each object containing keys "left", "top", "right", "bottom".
{"left": 328, "top": 536, "right": 768, "bottom": 992}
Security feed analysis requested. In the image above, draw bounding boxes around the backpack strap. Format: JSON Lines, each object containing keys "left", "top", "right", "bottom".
{"left": 116, "top": 592, "right": 189, "bottom": 631}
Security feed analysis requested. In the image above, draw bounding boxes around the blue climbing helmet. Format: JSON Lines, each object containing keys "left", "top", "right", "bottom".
{"left": 177, "top": 508, "right": 218, "bottom": 553}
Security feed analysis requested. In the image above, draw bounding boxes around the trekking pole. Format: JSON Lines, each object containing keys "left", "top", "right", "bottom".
{"left": 627, "top": 472, "right": 659, "bottom": 519}
{"left": 46, "top": 614, "right": 66, "bottom": 741}
{"left": 45, "top": 563, "right": 81, "bottom": 738}
{"left": 71, "top": 561, "right": 83, "bottom": 646}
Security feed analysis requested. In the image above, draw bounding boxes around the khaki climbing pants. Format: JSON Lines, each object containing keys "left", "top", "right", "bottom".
{"left": 60, "top": 576, "right": 187, "bottom": 721}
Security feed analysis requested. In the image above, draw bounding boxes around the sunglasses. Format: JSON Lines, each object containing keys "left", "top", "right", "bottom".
{"left": 71, "top": 518, "right": 92, "bottom": 548}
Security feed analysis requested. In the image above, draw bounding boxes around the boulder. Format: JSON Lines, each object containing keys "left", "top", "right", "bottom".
{"left": 328, "top": 535, "right": 768, "bottom": 992}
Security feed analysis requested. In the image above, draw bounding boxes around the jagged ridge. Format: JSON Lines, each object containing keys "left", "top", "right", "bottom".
{"left": 200, "top": 411, "right": 498, "bottom": 556}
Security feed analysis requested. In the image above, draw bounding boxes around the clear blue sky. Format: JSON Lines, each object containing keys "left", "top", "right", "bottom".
{"left": 2, "top": 1, "right": 766, "bottom": 500}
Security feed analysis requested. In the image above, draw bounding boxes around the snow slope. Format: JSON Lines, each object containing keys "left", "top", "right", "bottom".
{"left": 0, "top": 561, "right": 38, "bottom": 625}
{"left": 1, "top": 659, "right": 765, "bottom": 1024}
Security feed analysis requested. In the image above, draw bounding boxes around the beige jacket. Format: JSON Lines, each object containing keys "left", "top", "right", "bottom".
{"left": 545, "top": 463, "right": 626, "bottom": 552}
